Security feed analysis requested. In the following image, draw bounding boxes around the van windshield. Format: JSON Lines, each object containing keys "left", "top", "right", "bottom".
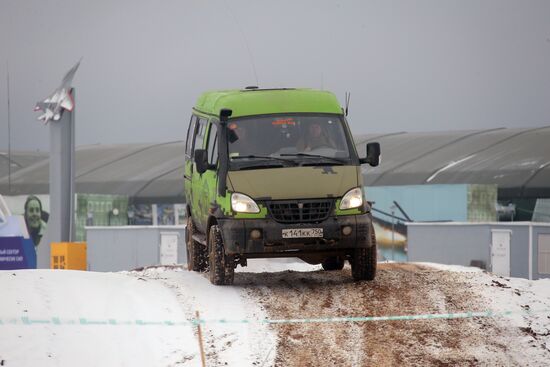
{"left": 227, "top": 115, "right": 353, "bottom": 170}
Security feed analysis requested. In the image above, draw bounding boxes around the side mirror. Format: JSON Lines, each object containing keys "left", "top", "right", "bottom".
{"left": 362, "top": 142, "right": 380, "bottom": 167}
{"left": 194, "top": 149, "right": 209, "bottom": 174}
{"left": 220, "top": 108, "right": 232, "bottom": 122}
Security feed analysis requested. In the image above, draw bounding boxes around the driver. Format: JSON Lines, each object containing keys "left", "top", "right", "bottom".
{"left": 297, "top": 122, "right": 335, "bottom": 151}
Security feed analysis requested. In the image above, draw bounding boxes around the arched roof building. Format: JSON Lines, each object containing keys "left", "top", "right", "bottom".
{"left": 1, "top": 126, "right": 549, "bottom": 201}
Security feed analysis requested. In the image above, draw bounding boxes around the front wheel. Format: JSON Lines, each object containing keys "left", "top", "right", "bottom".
{"left": 186, "top": 217, "right": 207, "bottom": 272}
{"left": 208, "top": 225, "right": 235, "bottom": 285}
{"left": 351, "top": 222, "right": 377, "bottom": 281}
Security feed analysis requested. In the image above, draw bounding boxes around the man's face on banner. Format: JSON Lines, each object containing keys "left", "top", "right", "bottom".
{"left": 26, "top": 199, "right": 42, "bottom": 230}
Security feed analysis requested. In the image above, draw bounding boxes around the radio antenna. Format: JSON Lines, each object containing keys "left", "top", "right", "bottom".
{"left": 345, "top": 92, "right": 351, "bottom": 116}
{"left": 222, "top": 0, "right": 259, "bottom": 86}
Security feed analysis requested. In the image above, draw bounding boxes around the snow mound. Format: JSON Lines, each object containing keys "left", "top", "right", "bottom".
{"left": 0, "top": 270, "right": 193, "bottom": 366}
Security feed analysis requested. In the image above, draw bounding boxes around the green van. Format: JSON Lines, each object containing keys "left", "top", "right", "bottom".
{"left": 184, "top": 87, "right": 380, "bottom": 285}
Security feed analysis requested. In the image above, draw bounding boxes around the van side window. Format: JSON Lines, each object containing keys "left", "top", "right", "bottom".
{"left": 193, "top": 118, "right": 208, "bottom": 155}
{"left": 185, "top": 115, "right": 198, "bottom": 157}
{"left": 207, "top": 123, "right": 218, "bottom": 166}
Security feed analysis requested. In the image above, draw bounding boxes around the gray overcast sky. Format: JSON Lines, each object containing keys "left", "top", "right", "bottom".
{"left": 1, "top": 0, "right": 550, "bottom": 151}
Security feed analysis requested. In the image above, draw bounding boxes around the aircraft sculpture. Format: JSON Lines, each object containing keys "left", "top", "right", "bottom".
{"left": 34, "top": 60, "right": 81, "bottom": 124}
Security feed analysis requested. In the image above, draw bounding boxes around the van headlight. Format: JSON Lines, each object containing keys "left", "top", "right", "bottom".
{"left": 231, "top": 193, "right": 260, "bottom": 213}
{"left": 339, "top": 187, "right": 363, "bottom": 210}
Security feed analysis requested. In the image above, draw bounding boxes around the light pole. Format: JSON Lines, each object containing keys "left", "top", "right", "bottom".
{"left": 390, "top": 204, "right": 396, "bottom": 261}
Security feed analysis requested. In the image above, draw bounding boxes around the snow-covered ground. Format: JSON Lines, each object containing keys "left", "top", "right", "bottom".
{"left": 1, "top": 260, "right": 549, "bottom": 366}
{"left": 125, "top": 264, "right": 279, "bottom": 367}
{"left": 458, "top": 266, "right": 550, "bottom": 354}
{"left": 0, "top": 270, "right": 193, "bottom": 366}
{"left": 420, "top": 261, "right": 550, "bottom": 353}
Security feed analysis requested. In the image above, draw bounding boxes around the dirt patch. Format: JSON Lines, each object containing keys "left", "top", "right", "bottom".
{"left": 235, "top": 263, "right": 523, "bottom": 366}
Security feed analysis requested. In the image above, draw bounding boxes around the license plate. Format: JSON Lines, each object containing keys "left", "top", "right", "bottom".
{"left": 282, "top": 228, "right": 323, "bottom": 238}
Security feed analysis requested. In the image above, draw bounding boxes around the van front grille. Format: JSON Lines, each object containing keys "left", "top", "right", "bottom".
{"left": 266, "top": 199, "right": 333, "bottom": 223}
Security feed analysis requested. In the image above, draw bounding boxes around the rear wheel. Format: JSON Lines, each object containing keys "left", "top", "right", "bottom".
{"left": 322, "top": 256, "right": 345, "bottom": 271}
{"left": 351, "top": 221, "right": 377, "bottom": 281}
{"left": 208, "top": 225, "right": 235, "bottom": 285}
{"left": 186, "top": 217, "right": 207, "bottom": 272}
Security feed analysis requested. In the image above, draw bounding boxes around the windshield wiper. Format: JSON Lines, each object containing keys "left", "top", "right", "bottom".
{"left": 230, "top": 155, "right": 297, "bottom": 165}
{"left": 279, "top": 153, "right": 347, "bottom": 164}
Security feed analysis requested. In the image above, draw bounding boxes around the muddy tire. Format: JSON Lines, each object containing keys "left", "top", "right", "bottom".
{"left": 208, "top": 225, "right": 235, "bottom": 285}
{"left": 351, "top": 222, "right": 377, "bottom": 281}
{"left": 186, "top": 217, "right": 207, "bottom": 272}
{"left": 322, "top": 256, "right": 345, "bottom": 271}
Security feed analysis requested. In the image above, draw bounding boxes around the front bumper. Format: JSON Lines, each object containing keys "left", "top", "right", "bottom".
{"left": 218, "top": 213, "right": 372, "bottom": 256}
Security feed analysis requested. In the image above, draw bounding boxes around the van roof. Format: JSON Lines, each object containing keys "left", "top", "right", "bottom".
{"left": 193, "top": 88, "right": 342, "bottom": 118}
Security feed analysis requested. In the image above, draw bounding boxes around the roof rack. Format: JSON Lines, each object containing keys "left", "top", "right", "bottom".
{"left": 241, "top": 87, "right": 297, "bottom": 92}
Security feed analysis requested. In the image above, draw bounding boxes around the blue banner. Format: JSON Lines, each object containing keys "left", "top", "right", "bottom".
{"left": 0, "top": 236, "right": 37, "bottom": 270}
